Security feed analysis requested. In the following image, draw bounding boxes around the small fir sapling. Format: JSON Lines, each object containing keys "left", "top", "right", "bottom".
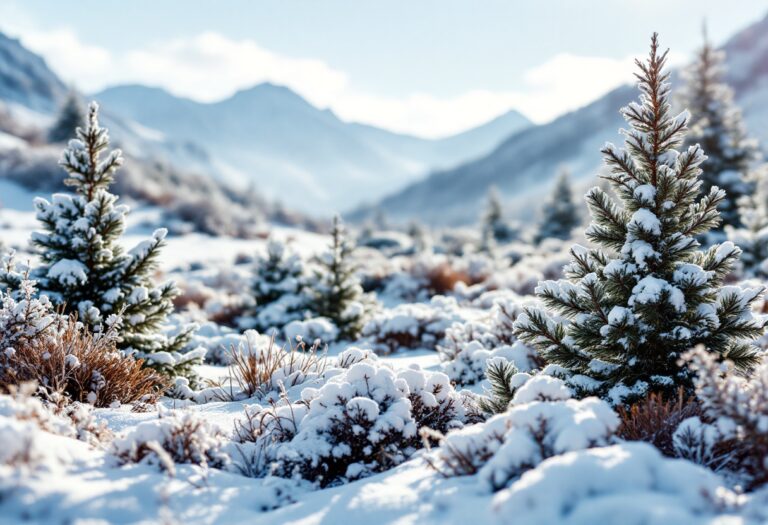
{"left": 241, "top": 237, "right": 307, "bottom": 332}
{"left": 481, "top": 186, "right": 515, "bottom": 246}
{"left": 677, "top": 26, "right": 759, "bottom": 230}
{"left": 23, "top": 102, "right": 200, "bottom": 380}
{"left": 307, "top": 215, "right": 370, "bottom": 340}
{"left": 534, "top": 170, "right": 580, "bottom": 244}
{"left": 514, "top": 34, "right": 765, "bottom": 405}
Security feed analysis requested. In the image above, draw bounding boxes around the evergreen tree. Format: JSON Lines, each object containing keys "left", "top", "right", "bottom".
{"left": 242, "top": 237, "right": 307, "bottom": 331}
{"left": 514, "top": 34, "right": 765, "bottom": 405}
{"left": 30, "top": 102, "right": 198, "bottom": 379}
{"left": 481, "top": 186, "right": 509, "bottom": 244}
{"left": 678, "top": 27, "right": 758, "bottom": 229}
{"left": 48, "top": 92, "right": 85, "bottom": 144}
{"left": 534, "top": 170, "right": 580, "bottom": 244}
{"left": 308, "top": 215, "right": 368, "bottom": 339}
{"left": 728, "top": 165, "right": 768, "bottom": 278}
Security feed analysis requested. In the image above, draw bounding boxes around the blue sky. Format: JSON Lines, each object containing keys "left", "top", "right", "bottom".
{"left": 1, "top": 0, "right": 766, "bottom": 137}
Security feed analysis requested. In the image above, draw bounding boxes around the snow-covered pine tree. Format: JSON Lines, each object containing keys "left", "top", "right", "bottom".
{"left": 678, "top": 27, "right": 758, "bottom": 229}
{"left": 243, "top": 237, "right": 306, "bottom": 331}
{"left": 48, "top": 92, "right": 85, "bottom": 144}
{"left": 481, "top": 186, "right": 512, "bottom": 244}
{"left": 514, "top": 34, "right": 765, "bottom": 405}
{"left": 308, "top": 215, "right": 368, "bottom": 339}
{"left": 31, "top": 102, "right": 199, "bottom": 380}
{"left": 728, "top": 165, "right": 768, "bottom": 278}
{"left": 534, "top": 170, "right": 580, "bottom": 244}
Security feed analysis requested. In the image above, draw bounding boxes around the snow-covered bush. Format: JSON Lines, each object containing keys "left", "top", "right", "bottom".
{"left": 283, "top": 317, "right": 338, "bottom": 345}
{"left": 0, "top": 264, "right": 167, "bottom": 406}
{"left": 112, "top": 410, "right": 229, "bottom": 472}
{"left": 228, "top": 330, "right": 326, "bottom": 400}
{"left": 2, "top": 316, "right": 168, "bottom": 407}
{"left": 616, "top": 390, "right": 701, "bottom": 457}
{"left": 492, "top": 443, "right": 734, "bottom": 525}
{"left": 427, "top": 376, "right": 618, "bottom": 491}
{"left": 362, "top": 295, "right": 468, "bottom": 354}
{"left": 233, "top": 360, "right": 467, "bottom": 487}
{"left": 439, "top": 294, "right": 539, "bottom": 385}
{"left": 671, "top": 346, "right": 768, "bottom": 489}
{"left": 0, "top": 383, "right": 109, "bottom": 472}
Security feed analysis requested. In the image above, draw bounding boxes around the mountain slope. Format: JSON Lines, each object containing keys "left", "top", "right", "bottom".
{"left": 0, "top": 33, "right": 66, "bottom": 113}
{"left": 365, "top": 11, "right": 768, "bottom": 226}
{"left": 94, "top": 84, "right": 530, "bottom": 214}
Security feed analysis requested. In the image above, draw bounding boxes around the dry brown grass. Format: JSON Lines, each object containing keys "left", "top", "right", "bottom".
{"left": 617, "top": 388, "right": 701, "bottom": 456}
{"left": 0, "top": 317, "right": 168, "bottom": 407}
{"left": 228, "top": 335, "right": 326, "bottom": 398}
{"left": 426, "top": 263, "right": 472, "bottom": 294}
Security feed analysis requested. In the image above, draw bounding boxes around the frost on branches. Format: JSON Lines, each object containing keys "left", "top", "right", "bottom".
{"left": 307, "top": 215, "right": 370, "bottom": 340}
{"left": 677, "top": 29, "right": 758, "bottom": 229}
{"left": 513, "top": 34, "right": 765, "bottom": 405}
{"left": 27, "top": 103, "right": 199, "bottom": 380}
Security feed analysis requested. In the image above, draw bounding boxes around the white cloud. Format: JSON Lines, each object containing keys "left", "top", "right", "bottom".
{"left": 10, "top": 26, "right": 666, "bottom": 138}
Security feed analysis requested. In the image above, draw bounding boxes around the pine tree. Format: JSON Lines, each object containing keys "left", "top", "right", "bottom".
{"left": 728, "top": 165, "right": 768, "bottom": 278}
{"left": 243, "top": 237, "right": 307, "bottom": 331}
{"left": 534, "top": 170, "right": 580, "bottom": 244}
{"left": 678, "top": 27, "right": 758, "bottom": 229}
{"left": 308, "top": 215, "right": 368, "bottom": 339}
{"left": 30, "top": 102, "right": 198, "bottom": 379}
{"left": 514, "top": 34, "right": 765, "bottom": 405}
{"left": 48, "top": 92, "right": 85, "bottom": 144}
{"left": 481, "top": 186, "right": 510, "bottom": 244}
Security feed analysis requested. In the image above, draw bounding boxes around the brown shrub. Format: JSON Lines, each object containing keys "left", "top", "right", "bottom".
{"left": 426, "top": 263, "right": 472, "bottom": 294}
{"left": 617, "top": 388, "right": 701, "bottom": 456}
{"left": 229, "top": 336, "right": 326, "bottom": 398}
{"left": 0, "top": 318, "right": 168, "bottom": 407}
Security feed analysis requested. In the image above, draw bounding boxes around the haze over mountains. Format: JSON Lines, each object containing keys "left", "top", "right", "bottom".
{"left": 94, "top": 84, "right": 530, "bottom": 213}
{"left": 2, "top": 11, "right": 768, "bottom": 226}
{"left": 361, "top": 12, "right": 768, "bottom": 226}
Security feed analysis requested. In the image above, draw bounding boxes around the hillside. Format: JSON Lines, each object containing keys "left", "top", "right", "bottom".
{"left": 363, "top": 12, "right": 768, "bottom": 226}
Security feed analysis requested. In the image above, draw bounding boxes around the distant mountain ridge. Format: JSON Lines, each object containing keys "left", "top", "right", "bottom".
{"left": 360, "top": 11, "right": 768, "bottom": 226}
{"left": 94, "top": 83, "right": 531, "bottom": 214}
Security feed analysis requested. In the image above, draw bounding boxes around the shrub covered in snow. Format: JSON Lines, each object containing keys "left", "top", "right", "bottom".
{"left": 233, "top": 359, "right": 467, "bottom": 487}
{"left": 362, "top": 295, "right": 468, "bottom": 354}
{"left": 492, "top": 443, "right": 735, "bottom": 525}
{"left": 228, "top": 330, "right": 326, "bottom": 400}
{"left": 427, "top": 376, "right": 618, "bottom": 491}
{"left": 671, "top": 346, "right": 768, "bottom": 489}
{"left": 0, "top": 264, "right": 167, "bottom": 406}
{"left": 514, "top": 36, "right": 765, "bottom": 405}
{"left": 283, "top": 317, "right": 338, "bottom": 345}
{"left": 112, "top": 410, "right": 229, "bottom": 472}
{"left": 438, "top": 294, "right": 540, "bottom": 386}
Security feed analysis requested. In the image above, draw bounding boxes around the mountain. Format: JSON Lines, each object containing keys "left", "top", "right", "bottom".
{"left": 364, "top": 12, "right": 768, "bottom": 226}
{"left": 94, "top": 84, "right": 530, "bottom": 214}
{"left": 0, "top": 33, "right": 66, "bottom": 113}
